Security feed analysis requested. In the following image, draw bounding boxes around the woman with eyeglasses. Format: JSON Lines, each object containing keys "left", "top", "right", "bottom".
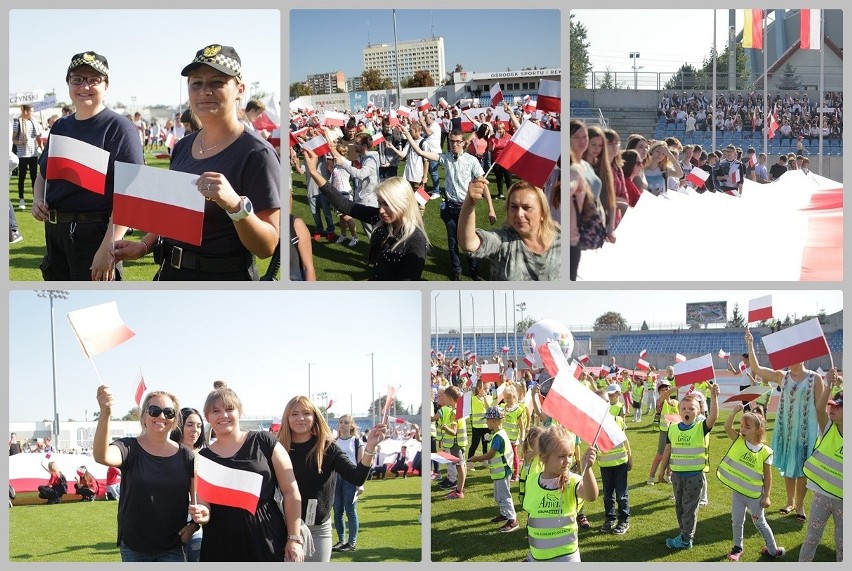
{"left": 31, "top": 51, "right": 144, "bottom": 281}
{"left": 93, "top": 386, "right": 194, "bottom": 561}
{"left": 112, "top": 44, "right": 280, "bottom": 280}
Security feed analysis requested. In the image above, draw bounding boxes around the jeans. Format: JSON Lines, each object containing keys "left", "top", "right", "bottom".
{"left": 439, "top": 203, "right": 478, "bottom": 276}
{"left": 333, "top": 479, "right": 359, "bottom": 546}
{"left": 601, "top": 463, "right": 630, "bottom": 522}
{"left": 119, "top": 541, "right": 186, "bottom": 562}
{"left": 183, "top": 529, "right": 202, "bottom": 562}
{"left": 492, "top": 164, "right": 512, "bottom": 197}
{"left": 308, "top": 193, "right": 335, "bottom": 234}
{"left": 429, "top": 159, "right": 440, "bottom": 193}
{"left": 17, "top": 155, "right": 38, "bottom": 200}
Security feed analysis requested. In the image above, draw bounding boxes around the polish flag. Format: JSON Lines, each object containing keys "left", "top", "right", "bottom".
{"left": 381, "top": 385, "right": 398, "bottom": 419}
{"left": 387, "top": 415, "right": 407, "bottom": 424}
{"left": 675, "top": 353, "right": 687, "bottom": 364}
{"left": 289, "top": 126, "right": 309, "bottom": 147}
{"left": 728, "top": 164, "right": 741, "bottom": 186}
{"left": 371, "top": 131, "right": 386, "bottom": 147}
{"left": 541, "top": 366, "right": 627, "bottom": 453}
{"left": 718, "top": 349, "right": 730, "bottom": 360}
{"left": 723, "top": 385, "right": 772, "bottom": 404}
{"left": 113, "top": 162, "right": 206, "bottom": 246}
{"left": 672, "top": 354, "right": 715, "bottom": 387}
{"left": 522, "top": 354, "right": 534, "bottom": 367}
{"left": 800, "top": 9, "right": 821, "bottom": 50}
{"left": 495, "top": 119, "right": 561, "bottom": 188}
{"left": 67, "top": 302, "right": 135, "bottom": 359}
{"left": 438, "top": 97, "right": 449, "bottom": 109}
{"left": 446, "top": 344, "right": 455, "bottom": 353}
{"left": 387, "top": 110, "right": 400, "bottom": 128}
{"left": 538, "top": 341, "right": 570, "bottom": 377}
{"left": 433, "top": 451, "right": 461, "bottom": 464}
{"left": 639, "top": 349, "right": 648, "bottom": 359}
{"left": 455, "top": 391, "right": 472, "bottom": 420}
{"left": 480, "top": 364, "right": 501, "bottom": 383}
{"left": 740, "top": 361, "right": 748, "bottom": 373}
{"left": 326, "top": 399, "right": 334, "bottom": 411}
{"left": 320, "top": 111, "right": 347, "bottom": 128}
{"left": 748, "top": 295, "right": 773, "bottom": 322}
{"left": 302, "top": 135, "right": 331, "bottom": 157}
{"left": 685, "top": 167, "right": 709, "bottom": 187}
{"left": 460, "top": 114, "right": 474, "bottom": 133}
{"left": 134, "top": 371, "right": 146, "bottom": 407}
{"left": 414, "top": 185, "right": 430, "bottom": 207}
{"left": 635, "top": 358, "right": 650, "bottom": 371}
{"left": 417, "top": 99, "right": 431, "bottom": 112}
{"left": 397, "top": 105, "right": 415, "bottom": 120}
{"left": 195, "top": 454, "right": 262, "bottom": 515}
{"left": 748, "top": 154, "right": 756, "bottom": 169}
{"left": 46, "top": 134, "right": 109, "bottom": 195}
{"left": 761, "top": 318, "right": 830, "bottom": 370}
{"left": 523, "top": 95, "right": 537, "bottom": 114}
{"left": 496, "top": 382, "right": 506, "bottom": 403}
{"left": 501, "top": 346, "right": 510, "bottom": 354}
{"left": 767, "top": 112, "right": 779, "bottom": 139}
{"left": 536, "top": 79, "right": 561, "bottom": 115}
{"left": 269, "top": 418, "right": 281, "bottom": 433}
{"left": 490, "top": 83, "right": 503, "bottom": 107}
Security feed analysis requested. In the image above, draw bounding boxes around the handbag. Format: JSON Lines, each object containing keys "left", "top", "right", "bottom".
{"left": 572, "top": 195, "right": 607, "bottom": 251}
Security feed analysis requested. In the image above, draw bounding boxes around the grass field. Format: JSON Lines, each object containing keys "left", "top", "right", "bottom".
{"left": 430, "top": 409, "right": 838, "bottom": 562}
{"left": 8, "top": 149, "right": 273, "bottom": 281}
{"left": 9, "top": 473, "right": 421, "bottom": 562}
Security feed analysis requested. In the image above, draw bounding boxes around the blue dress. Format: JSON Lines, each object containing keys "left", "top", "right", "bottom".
{"left": 770, "top": 372, "right": 818, "bottom": 478}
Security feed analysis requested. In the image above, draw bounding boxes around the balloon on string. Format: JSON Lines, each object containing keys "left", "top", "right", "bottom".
{"left": 522, "top": 319, "right": 574, "bottom": 369}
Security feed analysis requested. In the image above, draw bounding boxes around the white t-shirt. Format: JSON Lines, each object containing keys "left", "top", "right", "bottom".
{"left": 335, "top": 436, "right": 361, "bottom": 464}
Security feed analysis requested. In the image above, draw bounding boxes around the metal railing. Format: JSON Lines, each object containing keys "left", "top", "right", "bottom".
{"left": 583, "top": 69, "right": 844, "bottom": 92}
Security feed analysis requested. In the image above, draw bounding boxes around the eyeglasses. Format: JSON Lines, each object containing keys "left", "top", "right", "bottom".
{"left": 68, "top": 75, "right": 105, "bottom": 87}
{"left": 449, "top": 139, "right": 464, "bottom": 145}
{"left": 147, "top": 405, "right": 176, "bottom": 419}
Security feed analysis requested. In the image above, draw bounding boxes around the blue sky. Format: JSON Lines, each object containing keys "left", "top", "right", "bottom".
{"left": 289, "top": 9, "right": 561, "bottom": 83}
{"left": 8, "top": 291, "right": 421, "bottom": 423}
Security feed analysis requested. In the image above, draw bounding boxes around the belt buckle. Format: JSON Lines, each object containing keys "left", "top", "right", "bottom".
{"left": 169, "top": 246, "right": 184, "bottom": 269}
{"left": 48, "top": 210, "right": 58, "bottom": 224}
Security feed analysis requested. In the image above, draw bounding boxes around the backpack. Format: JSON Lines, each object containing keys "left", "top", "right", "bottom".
{"left": 54, "top": 473, "right": 67, "bottom": 496}
{"left": 572, "top": 195, "right": 607, "bottom": 251}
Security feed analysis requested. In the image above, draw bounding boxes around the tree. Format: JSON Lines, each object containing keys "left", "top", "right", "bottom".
{"left": 694, "top": 43, "right": 750, "bottom": 90}
{"left": 367, "top": 395, "right": 407, "bottom": 419}
{"left": 402, "top": 70, "right": 435, "bottom": 88}
{"left": 597, "top": 67, "right": 627, "bottom": 90}
{"left": 569, "top": 14, "right": 592, "bottom": 89}
{"left": 444, "top": 63, "right": 464, "bottom": 86}
{"left": 728, "top": 303, "right": 746, "bottom": 328}
{"left": 516, "top": 316, "right": 537, "bottom": 333}
{"left": 122, "top": 407, "right": 141, "bottom": 421}
{"left": 664, "top": 63, "right": 700, "bottom": 91}
{"left": 289, "top": 81, "right": 311, "bottom": 98}
{"left": 361, "top": 69, "right": 393, "bottom": 91}
{"left": 593, "top": 311, "right": 629, "bottom": 331}
{"left": 640, "top": 320, "right": 649, "bottom": 331}
{"left": 776, "top": 62, "right": 802, "bottom": 91}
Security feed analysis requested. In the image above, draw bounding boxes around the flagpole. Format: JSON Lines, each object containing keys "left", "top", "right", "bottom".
{"left": 711, "top": 10, "right": 717, "bottom": 153}
{"left": 492, "top": 290, "right": 497, "bottom": 352}
{"left": 87, "top": 357, "right": 105, "bottom": 385}
{"left": 458, "top": 290, "right": 464, "bottom": 361}
{"left": 584, "top": 406, "right": 611, "bottom": 476}
{"left": 817, "top": 10, "right": 824, "bottom": 174}
{"left": 762, "top": 9, "right": 768, "bottom": 159}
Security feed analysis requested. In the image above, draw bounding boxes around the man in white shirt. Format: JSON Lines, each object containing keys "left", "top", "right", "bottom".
{"left": 419, "top": 112, "right": 443, "bottom": 199}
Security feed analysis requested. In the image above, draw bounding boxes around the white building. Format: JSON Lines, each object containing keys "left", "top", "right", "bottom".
{"left": 363, "top": 37, "right": 445, "bottom": 86}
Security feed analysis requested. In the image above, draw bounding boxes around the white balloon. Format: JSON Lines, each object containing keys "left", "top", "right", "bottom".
{"left": 522, "top": 319, "right": 574, "bottom": 368}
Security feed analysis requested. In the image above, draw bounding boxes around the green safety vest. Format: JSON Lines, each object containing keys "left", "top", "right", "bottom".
{"left": 487, "top": 428, "right": 513, "bottom": 480}
{"left": 598, "top": 416, "right": 629, "bottom": 468}
{"left": 659, "top": 400, "right": 679, "bottom": 432}
{"left": 471, "top": 394, "right": 489, "bottom": 429}
{"left": 522, "top": 472, "right": 583, "bottom": 561}
{"left": 668, "top": 422, "right": 709, "bottom": 473}
{"left": 502, "top": 405, "right": 525, "bottom": 442}
{"left": 620, "top": 379, "right": 632, "bottom": 395}
{"left": 803, "top": 422, "right": 843, "bottom": 499}
{"left": 716, "top": 435, "right": 772, "bottom": 498}
{"left": 631, "top": 384, "right": 645, "bottom": 403}
{"left": 609, "top": 402, "right": 624, "bottom": 418}
{"left": 440, "top": 406, "right": 468, "bottom": 449}
{"left": 519, "top": 457, "right": 543, "bottom": 507}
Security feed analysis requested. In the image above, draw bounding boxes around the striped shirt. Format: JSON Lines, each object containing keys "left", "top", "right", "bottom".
{"left": 13, "top": 117, "right": 41, "bottom": 158}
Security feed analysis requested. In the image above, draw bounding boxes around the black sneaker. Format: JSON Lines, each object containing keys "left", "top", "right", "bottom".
{"left": 438, "top": 479, "right": 457, "bottom": 489}
{"left": 490, "top": 514, "right": 508, "bottom": 523}
{"left": 338, "top": 543, "right": 356, "bottom": 552}
{"left": 613, "top": 521, "right": 630, "bottom": 535}
{"left": 577, "top": 514, "right": 591, "bottom": 529}
{"left": 600, "top": 520, "right": 615, "bottom": 533}
{"left": 435, "top": 477, "right": 450, "bottom": 487}
{"left": 331, "top": 541, "right": 346, "bottom": 552}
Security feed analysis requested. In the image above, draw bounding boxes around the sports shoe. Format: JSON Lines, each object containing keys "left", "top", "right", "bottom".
{"left": 338, "top": 543, "right": 356, "bottom": 552}
{"left": 430, "top": 192, "right": 441, "bottom": 200}
{"left": 577, "top": 514, "right": 590, "bottom": 529}
{"left": 490, "top": 514, "right": 508, "bottom": 523}
{"left": 347, "top": 237, "right": 358, "bottom": 247}
{"left": 467, "top": 466, "right": 475, "bottom": 472}
{"left": 666, "top": 535, "right": 693, "bottom": 549}
{"left": 18, "top": 198, "right": 25, "bottom": 210}
{"left": 430, "top": 472, "right": 440, "bottom": 480}
{"left": 728, "top": 546, "right": 743, "bottom": 561}
{"left": 435, "top": 477, "right": 450, "bottom": 486}
{"left": 600, "top": 520, "right": 615, "bottom": 533}
{"left": 698, "top": 500, "right": 708, "bottom": 507}
{"left": 331, "top": 541, "right": 346, "bottom": 552}
{"left": 312, "top": 232, "right": 322, "bottom": 241}
{"left": 613, "top": 521, "right": 630, "bottom": 535}
{"left": 326, "top": 232, "right": 338, "bottom": 242}
{"left": 443, "top": 490, "right": 464, "bottom": 499}
{"left": 10, "top": 231, "right": 23, "bottom": 244}
{"left": 760, "top": 546, "right": 786, "bottom": 558}
{"left": 438, "top": 479, "right": 457, "bottom": 489}
{"left": 499, "top": 520, "right": 519, "bottom": 533}
{"left": 335, "top": 235, "right": 348, "bottom": 244}
{"left": 646, "top": 477, "right": 655, "bottom": 485}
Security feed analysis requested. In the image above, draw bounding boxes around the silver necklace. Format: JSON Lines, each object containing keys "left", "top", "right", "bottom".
{"left": 198, "top": 130, "right": 235, "bottom": 155}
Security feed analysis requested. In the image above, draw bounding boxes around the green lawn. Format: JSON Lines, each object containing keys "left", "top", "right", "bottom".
{"left": 10, "top": 472, "right": 421, "bottom": 562}
{"left": 8, "top": 148, "right": 273, "bottom": 281}
{"left": 430, "top": 409, "right": 837, "bottom": 562}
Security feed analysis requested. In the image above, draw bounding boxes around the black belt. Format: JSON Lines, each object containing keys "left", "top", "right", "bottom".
{"left": 444, "top": 201, "right": 464, "bottom": 209}
{"left": 47, "top": 210, "right": 110, "bottom": 224}
{"left": 165, "top": 244, "right": 252, "bottom": 273}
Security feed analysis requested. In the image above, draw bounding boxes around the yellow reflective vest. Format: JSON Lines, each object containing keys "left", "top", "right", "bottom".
{"left": 522, "top": 472, "right": 583, "bottom": 560}
{"left": 668, "top": 421, "right": 709, "bottom": 473}
{"left": 659, "top": 400, "right": 679, "bottom": 432}
{"left": 598, "top": 416, "right": 629, "bottom": 467}
{"left": 502, "top": 404, "right": 525, "bottom": 443}
{"left": 716, "top": 435, "right": 772, "bottom": 498}
{"left": 487, "top": 428, "right": 513, "bottom": 480}
{"left": 803, "top": 422, "right": 843, "bottom": 499}
{"left": 471, "top": 394, "right": 490, "bottom": 429}
{"left": 440, "top": 405, "right": 468, "bottom": 449}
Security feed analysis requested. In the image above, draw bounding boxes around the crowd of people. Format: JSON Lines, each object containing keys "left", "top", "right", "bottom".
{"left": 287, "top": 99, "right": 561, "bottom": 281}
{"left": 430, "top": 331, "right": 843, "bottom": 562}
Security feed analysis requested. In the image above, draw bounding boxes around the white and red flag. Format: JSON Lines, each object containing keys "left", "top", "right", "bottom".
{"left": 523, "top": 95, "right": 537, "bottom": 114}
{"left": 536, "top": 79, "right": 561, "bottom": 114}
{"left": 302, "top": 135, "right": 332, "bottom": 157}
{"left": 718, "top": 349, "right": 730, "bottom": 360}
{"left": 113, "top": 162, "right": 206, "bottom": 246}
{"left": 639, "top": 349, "right": 648, "bottom": 359}
{"left": 740, "top": 361, "right": 748, "bottom": 373}
{"left": 748, "top": 295, "right": 773, "bottom": 322}
{"left": 480, "top": 363, "right": 501, "bottom": 383}
{"left": 723, "top": 385, "right": 773, "bottom": 405}
{"left": 489, "top": 83, "right": 503, "bottom": 107}
{"left": 685, "top": 167, "right": 709, "bottom": 187}
{"left": 672, "top": 354, "right": 715, "bottom": 388}
{"left": 501, "top": 346, "right": 510, "bottom": 354}
{"left": 397, "top": 105, "right": 415, "bottom": 120}
{"left": 455, "top": 391, "right": 472, "bottom": 420}
{"left": 417, "top": 99, "right": 431, "bottom": 112}
{"left": 761, "top": 318, "right": 830, "bottom": 370}
{"left": 578, "top": 354, "right": 591, "bottom": 365}
{"left": 46, "top": 134, "right": 109, "bottom": 194}
{"left": 522, "top": 354, "right": 534, "bottom": 367}
{"left": 538, "top": 341, "right": 570, "bottom": 377}
{"left": 387, "top": 415, "right": 407, "bottom": 424}
{"left": 438, "top": 97, "right": 449, "bottom": 109}
{"left": 635, "top": 358, "right": 650, "bottom": 371}
{"left": 460, "top": 113, "right": 474, "bottom": 133}
{"left": 446, "top": 344, "right": 455, "bottom": 353}
{"left": 541, "top": 366, "right": 627, "bottom": 453}
{"left": 381, "top": 385, "right": 398, "bottom": 419}
{"left": 433, "top": 451, "right": 461, "bottom": 464}
{"left": 728, "top": 164, "right": 741, "bottom": 186}
{"left": 800, "top": 9, "right": 821, "bottom": 50}
{"left": 195, "top": 454, "right": 262, "bottom": 515}
{"left": 320, "top": 111, "right": 347, "bottom": 128}
{"left": 289, "top": 126, "right": 309, "bottom": 147}
{"left": 164, "top": 132, "right": 177, "bottom": 150}
{"left": 675, "top": 353, "right": 687, "bottom": 364}
{"left": 371, "top": 131, "right": 386, "bottom": 147}
{"left": 66, "top": 302, "right": 135, "bottom": 359}
{"left": 134, "top": 370, "right": 146, "bottom": 408}
{"left": 413, "top": 185, "right": 430, "bottom": 207}
{"left": 495, "top": 119, "right": 561, "bottom": 188}
{"left": 387, "top": 110, "right": 400, "bottom": 128}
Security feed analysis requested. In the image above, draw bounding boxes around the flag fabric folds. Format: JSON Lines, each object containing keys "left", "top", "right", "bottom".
{"left": 480, "top": 363, "right": 501, "bottom": 383}
{"left": 538, "top": 341, "right": 570, "bottom": 377}
{"left": 685, "top": 167, "right": 709, "bottom": 187}
{"left": 302, "top": 135, "right": 331, "bottom": 157}
{"left": 672, "top": 354, "right": 715, "bottom": 387}
{"left": 46, "top": 134, "right": 110, "bottom": 195}
{"left": 536, "top": 79, "right": 560, "bottom": 114}
{"left": 134, "top": 372, "right": 146, "bottom": 407}
{"left": 67, "top": 302, "right": 135, "bottom": 358}
{"left": 761, "top": 318, "right": 830, "bottom": 370}
{"left": 800, "top": 9, "right": 820, "bottom": 50}
{"left": 490, "top": 83, "right": 503, "bottom": 107}
{"left": 718, "top": 349, "right": 730, "bottom": 360}
{"left": 414, "top": 185, "right": 430, "bottom": 206}
{"left": 494, "top": 120, "right": 560, "bottom": 188}
{"left": 748, "top": 295, "right": 773, "bottom": 322}
{"left": 723, "top": 385, "right": 773, "bottom": 404}
{"left": 635, "top": 358, "right": 650, "bottom": 371}
{"left": 195, "top": 454, "right": 263, "bottom": 515}
{"left": 455, "top": 391, "right": 472, "bottom": 420}
{"left": 675, "top": 353, "right": 687, "bottom": 364}
{"left": 742, "top": 9, "right": 764, "bottom": 49}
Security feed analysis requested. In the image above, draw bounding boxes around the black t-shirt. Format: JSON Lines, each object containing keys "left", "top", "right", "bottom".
{"left": 769, "top": 163, "right": 788, "bottom": 180}
{"left": 38, "top": 109, "right": 144, "bottom": 212}
{"left": 167, "top": 130, "right": 280, "bottom": 257}
{"left": 113, "top": 437, "right": 194, "bottom": 554}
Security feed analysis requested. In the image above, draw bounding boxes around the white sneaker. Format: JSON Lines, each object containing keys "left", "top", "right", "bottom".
{"left": 18, "top": 199, "right": 25, "bottom": 210}
{"left": 429, "top": 192, "right": 441, "bottom": 200}
{"left": 335, "top": 235, "right": 347, "bottom": 244}
{"left": 348, "top": 237, "right": 358, "bottom": 247}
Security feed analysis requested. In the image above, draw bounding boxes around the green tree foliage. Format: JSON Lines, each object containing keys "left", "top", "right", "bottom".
{"left": 289, "top": 81, "right": 312, "bottom": 98}
{"left": 402, "top": 70, "right": 435, "bottom": 88}
{"left": 776, "top": 62, "right": 803, "bottom": 90}
{"left": 664, "top": 63, "right": 700, "bottom": 90}
{"left": 516, "top": 316, "right": 538, "bottom": 333}
{"left": 641, "top": 320, "right": 650, "bottom": 331}
{"left": 569, "top": 14, "right": 592, "bottom": 89}
{"left": 593, "top": 311, "right": 629, "bottom": 331}
{"left": 122, "top": 407, "right": 141, "bottom": 421}
{"left": 727, "top": 303, "right": 746, "bottom": 328}
{"left": 444, "top": 63, "right": 464, "bottom": 86}
{"left": 597, "top": 67, "right": 627, "bottom": 90}
{"left": 362, "top": 69, "right": 393, "bottom": 91}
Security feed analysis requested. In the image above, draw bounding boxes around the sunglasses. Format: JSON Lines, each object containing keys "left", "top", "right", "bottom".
{"left": 147, "top": 405, "right": 177, "bottom": 419}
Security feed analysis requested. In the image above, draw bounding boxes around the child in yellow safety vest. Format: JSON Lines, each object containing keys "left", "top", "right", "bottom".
{"left": 660, "top": 382, "right": 721, "bottom": 549}
{"left": 468, "top": 407, "right": 518, "bottom": 532}
{"left": 435, "top": 386, "right": 468, "bottom": 499}
{"left": 631, "top": 378, "right": 645, "bottom": 423}
{"left": 500, "top": 384, "right": 527, "bottom": 481}
{"left": 648, "top": 378, "right": 678, "bottom": 485}
{"left": 522, "top": 425, "right": 598, "bottom": 562}
{"left": 799, "top": 371, "right": 843, "bottom": 563}
{"left": 598, "top": 410, "right": 632, "bottom": 535}
{"left": 717, "top": 404, "right": 784, "bottom": 561}
{"left": 605, "top": 384, "right": 625, "bottom": 419}
{"left": 518, "top": 425, "right": 545, "bottom": 507}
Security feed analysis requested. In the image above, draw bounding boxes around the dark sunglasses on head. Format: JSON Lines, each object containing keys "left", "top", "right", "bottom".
{"left": 147, "top": 405, "right": 176, "bottom": 419}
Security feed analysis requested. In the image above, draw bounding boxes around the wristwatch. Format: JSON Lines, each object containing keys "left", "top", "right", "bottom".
{"left": 287, "top": 534, "right": 303, "bottom": 544}
{"left": 227, "top": 196, "right": 253, "bottom": 221}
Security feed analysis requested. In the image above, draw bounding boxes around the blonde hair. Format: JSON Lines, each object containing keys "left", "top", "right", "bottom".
{"left": 504, "top": 181, "right": 558, "bottom": 248}
{"left": 375, "top": 177, "right": 430, "bottom": 252}
{"left": 140, "top": 390, "right": 181, "bottom": 430}
{"left": 523, "top": 425, "right": 546, "bottom": 457}
{"left": 537, "top": 425, "right": 576, "bottom": 491}
{"left": 337, "top": 414, "right": 357, "bottom": 437}
{"left": 741, "top": 412, "right": 766, "bottom": 443}
{"left": 277, "top": 396, "right": 334, "bottom": 474}
{"left": 645, "top": 141, "right": 671, "bottom": 171}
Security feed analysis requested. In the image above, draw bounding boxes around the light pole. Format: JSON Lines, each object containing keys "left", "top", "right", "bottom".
{"left": 629, "top": 52, "right": 640, "bottom": 90}
{"left": 36, "top": 290, "right": 69, "bottom": 450}
{"left": 433, "top": 292, "right": 440, "bottom": 354}
{"left": 307, "top": 362, "right": 316, "bottom": 399}
{"left": 515, "top": 297, "right": 526, "bottom": 361}
{"left": 367, "top": 353, "right": 375, "bottom": 426}
{"left": 468, "top": 293, "right": 476, "bottom": 359}
{"left": 316, "top": 392, "right": 328, "bottom": 424}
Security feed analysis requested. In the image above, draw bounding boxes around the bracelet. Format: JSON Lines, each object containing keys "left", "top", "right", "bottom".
{"left": 363, "top": 449, "right": 377, "bottom": 457}
{"left": 140, "top": 241, "right": 149, "bottom": 255}
{"left": 287, "top": 534, "right": 303, "bottom": 544}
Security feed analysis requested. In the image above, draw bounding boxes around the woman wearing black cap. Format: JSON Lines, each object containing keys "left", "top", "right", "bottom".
{"left": 31, "top": 51, "right": 144, "bottom": 281}
{"left": 113, "top": 44, "right": 280, "bottom": 280}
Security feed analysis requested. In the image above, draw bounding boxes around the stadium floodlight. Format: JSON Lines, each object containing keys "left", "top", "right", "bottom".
{"left": 35, "top": 290, "right": 70, "bottom": 450}
{"left": 629, "top": 52, "right": 641, "bottom": 90}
